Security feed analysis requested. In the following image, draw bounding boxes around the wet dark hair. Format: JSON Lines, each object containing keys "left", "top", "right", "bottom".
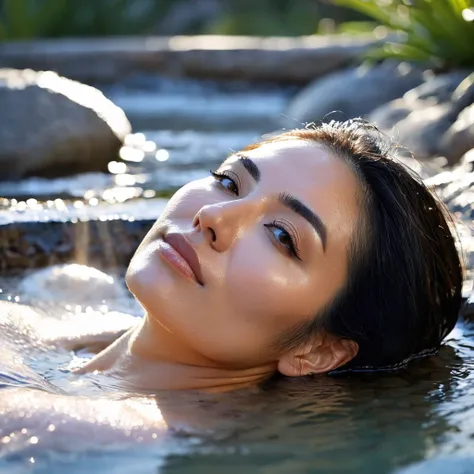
{"left": 246, "top": 119, "right": 463, "bottom": 371}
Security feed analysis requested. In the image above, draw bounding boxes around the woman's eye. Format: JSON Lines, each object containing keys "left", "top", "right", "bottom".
{"left": 264, "top": 222, "right": 301, "bottom": 260}
{"left": 210, "top": 170, "right": 239, "bottom": 196}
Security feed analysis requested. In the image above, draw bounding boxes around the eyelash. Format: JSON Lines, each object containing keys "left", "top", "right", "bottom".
{"left": 210, "top": 170, "right": 301, "bottom": 260}
{"left": 210, "top": 170, "right": 240, "bottom": 196}
{"left": 264, "top": 220, "right": 301, "bottom": 260}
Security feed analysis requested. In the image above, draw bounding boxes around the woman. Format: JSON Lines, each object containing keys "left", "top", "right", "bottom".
{"left": 59, "top": 118, "right": 460, "bottom": 393}
{"left": 1, "top": 119, "right": 463, "bottom": 393}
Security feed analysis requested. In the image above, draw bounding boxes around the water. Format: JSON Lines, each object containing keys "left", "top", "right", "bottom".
{"left": 1, "top": 75, "right": 474, "bottom": 473}
{"left": 1, "top": 268, "right": 474, "bottom": 474}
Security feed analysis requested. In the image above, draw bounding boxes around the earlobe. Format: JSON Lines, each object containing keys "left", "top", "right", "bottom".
{"left": 277, "top": 336, "right": 359, "bottom": 377}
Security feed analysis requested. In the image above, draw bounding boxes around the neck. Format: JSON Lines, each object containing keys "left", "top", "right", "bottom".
{"left": 78, "top": 315, "right": 276, "bottom": 392}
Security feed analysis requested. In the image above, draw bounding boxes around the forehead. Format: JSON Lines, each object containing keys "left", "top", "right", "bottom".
{"left": 235, "top": 138, "right": 362, "bottom": 251}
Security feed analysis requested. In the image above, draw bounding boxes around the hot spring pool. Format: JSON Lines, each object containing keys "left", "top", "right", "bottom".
{"left": 0, "top": 265, "right": 474, "bottom": 474}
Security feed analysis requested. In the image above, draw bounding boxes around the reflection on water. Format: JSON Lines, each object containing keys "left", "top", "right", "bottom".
{"left": 0, "top": 266, "right": 474, "bottom": 474}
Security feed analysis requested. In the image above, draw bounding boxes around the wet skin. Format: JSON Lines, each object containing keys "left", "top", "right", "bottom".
{"left": 115, "top": 138, "right": 362, "bottom": 387}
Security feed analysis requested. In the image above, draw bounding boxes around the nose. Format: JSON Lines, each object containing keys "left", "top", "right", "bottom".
{"left": 193, "top": 200, "right": 254, "bottom": 253}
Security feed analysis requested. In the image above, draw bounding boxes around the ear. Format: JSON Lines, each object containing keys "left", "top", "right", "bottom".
{"left": 277, "top": 334, "right": 359, "bottom": 377}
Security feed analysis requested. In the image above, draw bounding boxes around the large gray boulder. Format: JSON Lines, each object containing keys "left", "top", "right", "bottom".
{"left": 0, "top": 69, "right": 131, "bottom": 180}
{"left": 282, "top": 61, "right": 424, "bottom": 127}
{"left": 370, "top": 71, "right": 474, "bottom": 165}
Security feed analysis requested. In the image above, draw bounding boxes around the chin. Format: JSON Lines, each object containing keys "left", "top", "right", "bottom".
{"left": 126, "top": 242, "right": 167, "bottom": 305}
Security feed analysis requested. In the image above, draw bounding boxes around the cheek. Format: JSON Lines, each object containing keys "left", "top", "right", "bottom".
{"left": 225, "top": 237, "right": 318, "bottom": 331}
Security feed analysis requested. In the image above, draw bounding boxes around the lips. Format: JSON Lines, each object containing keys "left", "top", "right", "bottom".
{"left": 163, "top": 233, "right": 204, "bottom": 285}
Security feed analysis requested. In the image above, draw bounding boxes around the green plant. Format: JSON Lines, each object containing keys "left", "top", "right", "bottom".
{"left": 0, "top": 0, "right": 174, "bottom": 40}
{"left": 332, "top": 0, "right": 474, "bottom": 67}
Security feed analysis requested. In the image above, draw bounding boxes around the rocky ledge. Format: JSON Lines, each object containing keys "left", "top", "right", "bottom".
{"left": 0, "top": 198, "right": 166, "bottom": 273}
{"left": 0, "top": 35, "right": 376, "bottom": 84}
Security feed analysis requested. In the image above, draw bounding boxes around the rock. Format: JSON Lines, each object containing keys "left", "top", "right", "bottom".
{"left": 0, "top": 35, "right": 377, "bottom": 84}
{"left": 0, "top": 69, "right": 131, "bottom": 180}
{"left": 0, "top": 197, "right": 166, "bottom": 273}
{"left": 370, "top": 71, "right": 474, "bottom": 164}
{"left": 438, "top": 75, "right": 474, "bottom": 163}
{"left": 371, "top": 71, "right": 470, "bottom": 129}
{"left": 439, "top": 103, "right": 474, "bottom": 164}
{"left": 282, "top": 61, "right": 424, "bottom": 127}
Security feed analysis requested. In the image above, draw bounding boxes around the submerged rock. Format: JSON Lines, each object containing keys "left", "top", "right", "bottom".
{"left": 283, "top": 61, "right": 424, "bottom": 127}
{"left": 0, "top": 69, "right": 131, "bottom": 180}
{"left": 370, "top": 71, "right": 474, "bottom": 164}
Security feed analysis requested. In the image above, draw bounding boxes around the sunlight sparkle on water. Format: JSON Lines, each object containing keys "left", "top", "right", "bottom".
{"left": 54, "top": 199, "right": 67, "bottom": 211}
{"left": 143, "top": 190, "right": 156, "bottom": 198}
{"left": 108, "top": 161, "right": 128, "bottom": 174}
{"left": 120, "top": 146, "right": 145, "bottom": 163}
{"left": 125, "top": 133, "right": 146, "bottom": 147}
{"left": 115, "top": 174, "right": 138, "bottom": 187}
{"left": 102, "top": 186, "right": 142, "bottom": 203}
{"left": 143, "top": 141, "right": 157, "bottom": 153}
{"left": 155, "top": 149, "right": 169, "bottom": 162}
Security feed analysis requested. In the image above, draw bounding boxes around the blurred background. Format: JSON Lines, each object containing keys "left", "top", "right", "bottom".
{"left": 0, "top": 0, "right": 473, "bottom": 272}
{"left": 0, "top": 0, "right": 370, "bottom": 38}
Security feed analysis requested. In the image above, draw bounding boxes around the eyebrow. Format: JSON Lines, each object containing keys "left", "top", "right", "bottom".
{"left": 231, "top": 154, "right": 327, "bottom": 252}
{"left": 235, "top": 154, "right": 261, "bottom": 182}
{"left": 279, "top": 192, "right": 327, "bottom": 252}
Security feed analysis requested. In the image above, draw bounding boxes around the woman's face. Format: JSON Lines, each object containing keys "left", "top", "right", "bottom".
{"left": 126, "top": 139, "right": 361, "bottom": 369}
